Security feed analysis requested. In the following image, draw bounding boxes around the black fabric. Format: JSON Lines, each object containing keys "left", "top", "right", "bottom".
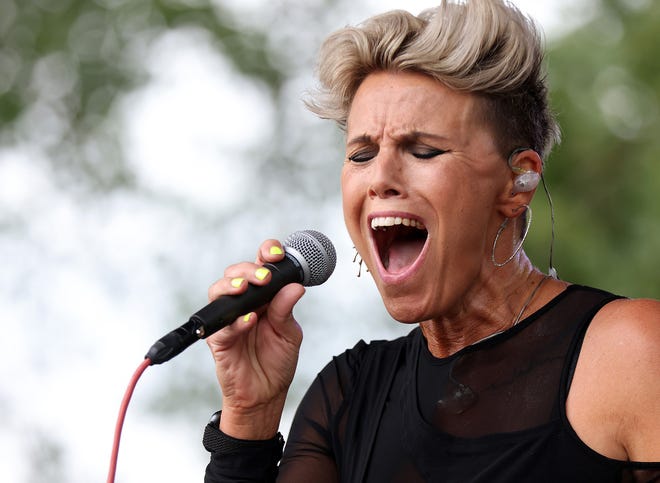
{"left": 203, "top": 412, "right": 284, "bottom": 482}
{"left": 203, "top": 413, "right": 284, "bottom": 456}
{"left": 204, "top": 426, "right": 283, "bottom": 482}
{"left": 205, "top": 285, "right": 660, "bottom": 482}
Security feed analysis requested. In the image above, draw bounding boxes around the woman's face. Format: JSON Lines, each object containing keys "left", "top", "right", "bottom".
{"left": 342, "top": 71, "right": 511, "bottom": 323}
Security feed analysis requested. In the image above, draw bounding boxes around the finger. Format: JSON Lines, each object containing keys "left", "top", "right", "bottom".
{"left": 205, "top": 311, "right": 257, "bottom": 353}
{"left": 223, "top": 261, "right": 267, "bottom": 281}
{"left": 256, "top": 239, "right": 285, "bottom": 264}
{"left": 207, "top": 273, "right": 248, "bottom": 302}
{"left": 208, "top": 265, "right": 274, "bottom": 302}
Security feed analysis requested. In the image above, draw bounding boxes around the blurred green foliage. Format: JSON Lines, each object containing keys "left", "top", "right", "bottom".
{"left": 0, "top": 0, "right": 292, "bottom": 192}
{"left": 525, "top": 0, "right": 660, "bottom": 298}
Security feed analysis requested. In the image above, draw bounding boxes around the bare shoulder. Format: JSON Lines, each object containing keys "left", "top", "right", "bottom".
{"left": 597, "top": 296, "right": 660, "bottom": 325}
{"left": 592, "top": 298, "right": 660, "bottom": 371}
{"left": 568, "top": 296, "right": 660, "bottom": 462}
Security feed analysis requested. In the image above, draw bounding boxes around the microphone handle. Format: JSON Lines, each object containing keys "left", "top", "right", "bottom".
{"left": 145, "top": 255, "right": 304, "bottom": 365}
{"left": 193, "top": 254, "right": 304, "bottom": 336}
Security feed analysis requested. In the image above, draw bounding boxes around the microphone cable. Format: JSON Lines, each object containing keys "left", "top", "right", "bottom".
{"left": 106, "top": 357, "right": 152, "bottom": 483}
{"left": 104, "top": 230, "right": 336, "bottom": 481}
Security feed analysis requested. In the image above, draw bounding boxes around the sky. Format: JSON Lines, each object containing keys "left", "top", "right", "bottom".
{"left": 0, "top": 1, "right": 587, "bottom": 482}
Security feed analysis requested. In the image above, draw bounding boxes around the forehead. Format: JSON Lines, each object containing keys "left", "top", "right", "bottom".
{"left": 346, "top": 71, "right": 481, "bottom": 140}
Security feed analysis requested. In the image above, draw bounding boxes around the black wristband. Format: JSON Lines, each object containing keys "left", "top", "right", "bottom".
{"left": 202, "top": 410, "right": 285, "bottom": 458}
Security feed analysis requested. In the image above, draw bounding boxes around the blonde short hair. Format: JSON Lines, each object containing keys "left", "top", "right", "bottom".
{"left": 306, "top": 0, "right": 560, "bottom": 159}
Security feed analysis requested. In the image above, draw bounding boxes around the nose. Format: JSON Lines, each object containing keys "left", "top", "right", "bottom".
{"left": 367, "top": 150, "right": 406, "bottom": 199}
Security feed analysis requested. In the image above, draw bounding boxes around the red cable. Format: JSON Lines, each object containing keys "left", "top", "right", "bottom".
{"left": 107, "top": 357, "right": 152, "bottom": 483}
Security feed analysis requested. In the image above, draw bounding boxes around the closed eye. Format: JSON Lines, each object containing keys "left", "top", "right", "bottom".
{"left": 347, "top": 149, "right": 377, "bottom": 163}
{"left": 412, "top": 149, "right": 448, "bottom": 160}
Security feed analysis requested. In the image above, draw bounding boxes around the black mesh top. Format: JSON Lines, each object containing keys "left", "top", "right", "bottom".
{"left": 205, "top": 285, "right": 660, "bottom": 482}
{"left": 277, "top": 285, "right": 660, "bottom": 482}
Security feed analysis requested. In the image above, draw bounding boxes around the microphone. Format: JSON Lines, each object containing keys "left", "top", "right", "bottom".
{"left": 145, "top": 230, "right": 336, "bottom": 365}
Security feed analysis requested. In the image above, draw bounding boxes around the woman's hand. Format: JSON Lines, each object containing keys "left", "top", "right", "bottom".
{"left": 205, "top": 239, "right": 305, "bottom": 439}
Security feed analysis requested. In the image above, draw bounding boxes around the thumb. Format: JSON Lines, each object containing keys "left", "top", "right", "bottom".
{"left": 267, "top": 283, "right": 306, "bottom": 334}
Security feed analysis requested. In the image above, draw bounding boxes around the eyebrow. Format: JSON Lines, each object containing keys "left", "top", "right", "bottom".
{"left": 346, "top": 134, "right": 373, "bottom": 147}
{"left": 404, "top": 131, "right": 449, "bottom": 143}
{"left": 346, "top": 131, "right": 449, "bottom": 146}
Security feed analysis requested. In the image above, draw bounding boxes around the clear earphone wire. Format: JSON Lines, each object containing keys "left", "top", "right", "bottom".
{"left": 540, "top": 173, "right": 559, "bottom": 280}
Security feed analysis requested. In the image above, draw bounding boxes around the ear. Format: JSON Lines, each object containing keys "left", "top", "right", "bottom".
{"left": 497, "top": 148, "right": 543, "bottom": 217}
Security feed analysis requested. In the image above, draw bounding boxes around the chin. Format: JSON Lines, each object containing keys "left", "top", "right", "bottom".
{"left": 380, "top": 293, "right": 429, "bottom": 324}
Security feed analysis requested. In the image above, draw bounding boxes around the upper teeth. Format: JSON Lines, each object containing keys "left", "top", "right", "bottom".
{"left": 371, "top": 216, "right": 426, "bottom": 230}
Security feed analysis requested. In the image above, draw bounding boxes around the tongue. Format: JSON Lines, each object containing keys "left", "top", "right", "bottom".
{"left": 385, "top": 238, "right": 424, "bottom": 273}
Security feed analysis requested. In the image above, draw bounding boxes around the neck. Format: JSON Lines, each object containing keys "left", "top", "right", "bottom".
{"left": 420, "top": 259, "right": 553, "bottom": 358}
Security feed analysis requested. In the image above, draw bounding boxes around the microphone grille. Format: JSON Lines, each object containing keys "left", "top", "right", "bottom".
{"left": 283, "top": 230, "right": 336, "bottom": 286}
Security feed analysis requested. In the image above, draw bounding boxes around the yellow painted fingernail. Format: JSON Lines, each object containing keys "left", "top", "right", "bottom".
{"left": 243, "top": 313, "right": 251, "bottom": 323}
{"left": 230, "top": 278, "right": 244, "bottom": 288}
{"left": 255, "top": 267, "right": 270, "bottom": 280}
{"left": 270, "top": 246, "right": 283, "bottom": 256}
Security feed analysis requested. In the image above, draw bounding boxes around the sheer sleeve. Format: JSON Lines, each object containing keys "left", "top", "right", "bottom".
{"left": 203, "top": 340, "right": 370, "bottom": 483}
{"left": 276, "top": 340, "right": 369, "bottom": 482}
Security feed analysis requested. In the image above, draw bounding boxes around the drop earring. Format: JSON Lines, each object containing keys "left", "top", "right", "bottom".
{"left": 353, "top": 247, "right": 368, "bottom": 277}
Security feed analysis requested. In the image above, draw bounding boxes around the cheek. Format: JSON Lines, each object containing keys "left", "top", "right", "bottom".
{"left": 341, "top": 171, "right": 362, "bottom": 232}
{"left": 421, "top": 174, "right": 460, "bottom": 214}
{"left": 426, "top": 165, "right": 492, "bottom": 211}
{"left": 341, "top": 169, "right": 374, "bottom": 260}
{"left": 424, "top": 172, "right": 495, "bottom": 245}
{"left": 341, "top": 164, "right": 364, "bottom": 204}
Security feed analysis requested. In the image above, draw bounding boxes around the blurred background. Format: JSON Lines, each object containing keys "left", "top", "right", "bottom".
{"left": 0, "top": 0, "right": 658, "bottom": 481}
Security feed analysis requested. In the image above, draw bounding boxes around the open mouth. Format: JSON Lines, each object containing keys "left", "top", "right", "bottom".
{"left": 370, "top": 216, "right": 428, "bottom": 274}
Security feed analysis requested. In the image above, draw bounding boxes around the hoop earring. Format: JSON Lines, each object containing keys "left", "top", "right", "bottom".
{"left": 491, "top": 205, "right": 532, "bottom": 267}
{"left": 353, "top": 247, "right": 367, "bottom": 277}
